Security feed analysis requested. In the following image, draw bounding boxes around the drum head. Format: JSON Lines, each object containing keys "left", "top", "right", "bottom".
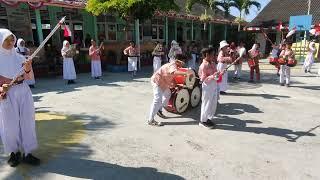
{"left": 190, "top": 86, "right": 201, "bottom": 108}
{"left": 185, "top": 69, "right": 196, "bottom": 89}
{"left": 174, "top": 88, "right": 190, "bottom": 113}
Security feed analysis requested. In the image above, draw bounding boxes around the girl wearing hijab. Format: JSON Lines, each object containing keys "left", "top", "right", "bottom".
{"left": 152, "top": 42, "right": 165, "bottom": 72}
{"left": 217, "top": 41, "right": 232, "bottom": 94}
{"left": 123, "top": 41, "right": 140, "bottom": 77}
{"left": 248, "top": 43, "right": 261, "bottom": 83}
{"left": 16, "top": 38, "right": 35, "bottom": 88}
{"left": 303, "top": 42, "right": 316, "bottom": 73}
{"left": 0, "top": 29, "right": 40, "bottom": 167}
{"left": 168, "top": 40, "right": 182, "bottom": 63}
{"left": 61, "top": 40, "right": 77, "bottom": 84}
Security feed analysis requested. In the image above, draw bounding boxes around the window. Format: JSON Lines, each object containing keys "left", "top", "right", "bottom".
{"left": 151, "top": 18, "right": 164, "bottom": 40}
{"left": 126, "top": 24, "right": 134, "bottom": 41}
{"left": 107, "top": 24, "right": 117, "bottom": 41}
{"left": 97, "top": 23, "right": 106, "bottom": 42}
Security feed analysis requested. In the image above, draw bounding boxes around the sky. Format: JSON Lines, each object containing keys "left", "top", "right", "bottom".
{"left": 229, "top": 0, "right": 271, "bottom": 22}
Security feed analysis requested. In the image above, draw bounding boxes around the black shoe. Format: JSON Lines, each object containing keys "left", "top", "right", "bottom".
{"left": 220, "top": 91, "right": 227, "bottom": 95}
{"left": 7, "top": 152, "right": 21, "bottom": 167}
{"left": 199, "top": 121, "right": 214, "bottom": 129}
{"left": 71, "top": 80, "right": 76, "bottom": 84}
{"left": 233, "top": 77, "right": 237, "bottom": 80}
{"left": 248, "top": 80, "right": 254, "bottom": 83}
{"left": 29, "top": 85, "right": 35, "bottom": 88}
{"left": 285, "top": 84, "right": 290, "bottom": 87}
{"left": 277, "top": 73, "right": 280, "bottom": 77}
{"left": 305, "top": 69, "right": 307, "bottom": 73}
{"left": 23, "top": 154, "right": 40, "bottom": 166}
{"left": 67, "top": 80, "right": 72, "bottom": 85}
{"left": 280, "top": 83, "right": 285, "bottom": 86}
{"left": 207, "top": 120, "right": 216, "bottom": 127}
{"left": 237, "top": 77, "right": 241, "bottom": 80}
{"left": 157, "top": 111, "right": 166, "bottom": 119}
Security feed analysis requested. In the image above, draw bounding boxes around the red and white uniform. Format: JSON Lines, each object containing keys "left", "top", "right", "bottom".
{"left": 198, "top": 60, "right": 218, "bottom": 123}
{"left": 89, "top": 45, "right": 102, "bottom": 78}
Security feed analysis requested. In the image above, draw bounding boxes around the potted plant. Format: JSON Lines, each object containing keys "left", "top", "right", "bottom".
{"left": 199, "top": 9, "right": 212, "bottom": 30}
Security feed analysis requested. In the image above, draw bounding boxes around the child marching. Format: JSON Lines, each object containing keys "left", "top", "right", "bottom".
{"left": 16, "top": 38, "right": 35, "bottom": 88}
{"left": 124, "top": 41, "right": 140, "bottom": 77}
{"left": 233, "top": 42, "right": 246, "bottom": 80}
{"left": 152, "top": 42, "right": 165, "bottom": 72}
{"left": 217, "top": 41, "right": 232, "bottom": 94}
{"left": 303, "top": 42, "right": 316, "bottom": 73}
{"left": 0, "top": 29, "right": 40, "bottom": 167}
{"left": 89, "top": 39, "right": 103, "bottom": 79}
{"left": 198, "top": 47, "right": 223, "bottom": 129}
{"left": 61, "top": 40, "right": 77, "bottom": 84}
{"left": 148, "top": 54, "right": 190, "bottom": 126}
{"left": 279, "top": 41, "right": 295, "bottom": 87}
{"left": 248, "top": 43, "right": 261, "bottom": 83}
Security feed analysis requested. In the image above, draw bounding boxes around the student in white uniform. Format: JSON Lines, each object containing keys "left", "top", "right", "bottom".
{"left": 15, "top": 38, "right": 36, "bottom": 88}
{"left": 168, "top": 40, "right": 182, "bottom": 63}
{"left": 198, "top": 47, "right": 224, "bottom": 129}
{"left": 303, "top": 42, "right": 316, "bottom": 73}
{"left": 217, "top": 41, "right": 232, "bottom": 94}
{"left": 152, "top": 42, "right": 165, "bottom": 72}
{"left": 124, "top": 41, "right": 139, "bottom": 77}
{"left": 0, "top": 29, "right": 40, "bottom": 167}
{"left": 61, "top": 40, "right": 77, "bottom": 84}
{"left": 89, "top": 39, "right": 103, "bottom": 79}
{"left": 233, "top": 42, "right": 246, "bottom": 80}
{"left": 279, "top": 42, "right": 295, "bottom": 87}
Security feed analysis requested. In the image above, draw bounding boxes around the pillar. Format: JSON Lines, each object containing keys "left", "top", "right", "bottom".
{"left": 191, "top": 20, "right": 194, "bottom": 41}
{"left": 165, "top": 17, "right": 168, "bottom": 46}
{"left": 174, "top": 20, "right": 177, "bottom": 40}
{"left": 209, "top": 23, "right": 212, "bottom": 44}
{"left": 35, "top": 9, "right": 43, "bottom": 43}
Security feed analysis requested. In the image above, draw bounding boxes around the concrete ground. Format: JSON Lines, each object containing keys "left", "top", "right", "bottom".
{"left": 0, "top": 62, "right": 320, "bottom": 180}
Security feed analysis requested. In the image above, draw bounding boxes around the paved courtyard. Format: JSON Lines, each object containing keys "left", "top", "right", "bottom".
{"left": 0, "top": 62, "right": 320, "bottom": 180}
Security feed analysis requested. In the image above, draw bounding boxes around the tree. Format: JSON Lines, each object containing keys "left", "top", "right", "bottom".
{"left": 86, "top": 0, "right": 179, "bottom": 21}
{"left": 232, "top": 0, "right": 261, "bottom": 32}
{"left": 186, "top": 0, "right": 233, "bottom": 39}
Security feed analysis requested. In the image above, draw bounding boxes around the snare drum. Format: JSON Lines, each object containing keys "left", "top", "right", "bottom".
{"left": 165, "top": 88, "right": 190, "bottom": 114}
{"left": 278, "top": 58, "right": 287, "bottom": 65}
{"left": 190, "top": 86, "right": 201, "bottom": 108}
{"left": 269, "top": 57, "right": 278, "bottom": 65}
{"left": 287, "top": 58, "right": 297, "bottom": 67}
{"left": 248, "top": 59, "right": 256, "bottom": 67}
{"left": 174, "top": 68, "right": 196, "bottom": 89}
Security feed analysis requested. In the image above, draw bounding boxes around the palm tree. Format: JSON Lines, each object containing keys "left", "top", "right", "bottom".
{"left": 232, "top": 0, "right": 261, "bottom": 31}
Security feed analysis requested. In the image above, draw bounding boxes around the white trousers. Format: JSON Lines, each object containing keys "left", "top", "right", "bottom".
{"left": 234, "top": 64, "right": 242, "bottom": 78}
{"left": 148, "top": 83, "right": 171, "bottom": 121}
{"left": 280, "top": 65, "right": 291, "bottom": 84}
{"left": 217, "top": 62, "right": 228, "bottom": 92}
{"left": 188, "top": 54, "right": 197, "bottom": 70}
{"left": 303, "top": 55, "right": 314, "bottom": 72}
{"left": 0, "top": 83, "right": 38, "bottom": 154}
{"left": 91, "top": 60, "right": 102, "bottom": 77}
{"left": 200, "top": 80, "right": 218, "bottom": 122}
{"left": 153, "top": 56, "right": 162, "bottom": 72}
{"left": 128, "top": 57, "right": 138, "bottom": 72}
{"left": 63, "top": 58, "right": 77, "bottom": 80}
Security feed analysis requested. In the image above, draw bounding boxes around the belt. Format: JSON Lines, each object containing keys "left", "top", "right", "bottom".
{"left": 12, "top": 80, "right": 24, "bottom": 86}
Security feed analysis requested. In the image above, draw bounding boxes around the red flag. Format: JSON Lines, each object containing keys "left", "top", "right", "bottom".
{"left": 276, "top": 22, "right": 283, "bottom": 31}
{"left": 64, "top": 25, "right": 72, "bottom": 37}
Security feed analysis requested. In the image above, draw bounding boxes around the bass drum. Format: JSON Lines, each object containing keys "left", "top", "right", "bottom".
{"left": 165, "top": 88, "right": 190, "bottom": 114}
{"left": 190, "top": 86, "right": 201, "bottom": 108}
{"left": 174, "top": 68, "right": 196, "bottom": 89}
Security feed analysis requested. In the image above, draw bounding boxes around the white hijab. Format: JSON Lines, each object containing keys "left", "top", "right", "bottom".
{"left": 0, "top": 29, "right": 25, "bottom": 79}
{"left": 61, "top": 40, "right": 70, "bottom": 52}
{"left": 309, "top": 42, "right": 316, "bottom": 51}
{"left": 16, "top": 38, "right": 30, "bottom": 54}
{"left": 249, "top": 44, "right": 258, "bottom": 53}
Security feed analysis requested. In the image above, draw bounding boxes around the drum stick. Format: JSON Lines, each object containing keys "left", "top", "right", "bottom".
{"left": 1, "top": 16, "right": 66, "bottom": 97}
